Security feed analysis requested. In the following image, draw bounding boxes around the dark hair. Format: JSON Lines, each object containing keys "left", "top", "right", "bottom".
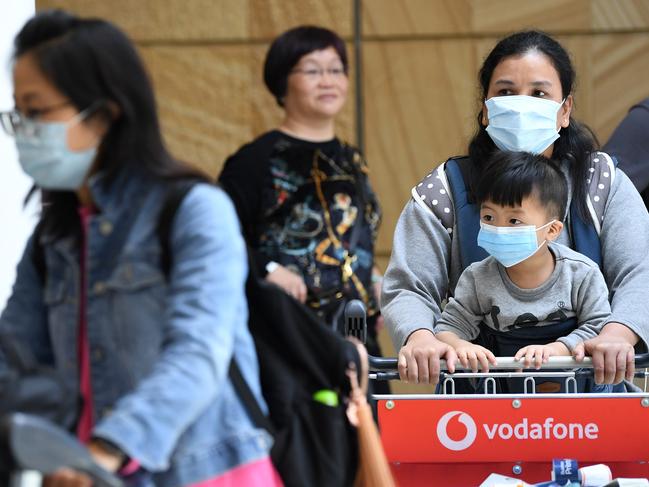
{"left": 263, "top": 25, "right": 347, "bottom": 107}
{"left": 476, "top": 151, "right": 568, "bottom": 221}
{"left": 15, "top": 10, "right": 204, "bottom": 238}
{"left": 468, "top": 30, "right": 598, "bottom": 220}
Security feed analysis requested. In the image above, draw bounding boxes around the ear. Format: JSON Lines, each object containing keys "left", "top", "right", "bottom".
{"left": 104, "top": 100, "right": 121, "bottom": 120}
{"left": 481, "top": 100, "right": 488, "bottom": 126}
{"left": 558, "top": 94, "right": 573, "bottom": 129}
{"left": 546, "top": 220, "right": 563, "bottom": 242}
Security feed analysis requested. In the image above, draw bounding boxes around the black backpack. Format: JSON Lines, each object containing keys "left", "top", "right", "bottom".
{"left": 158, "top": 181, "right": 363, "bottom": 487}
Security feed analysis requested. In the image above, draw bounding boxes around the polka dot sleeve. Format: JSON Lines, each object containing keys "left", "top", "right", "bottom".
{"left": 586, "top": 151, "right": 616, "bottom": 234}
{"left": 411, "top": 163, "right": 455, "bottom": 234}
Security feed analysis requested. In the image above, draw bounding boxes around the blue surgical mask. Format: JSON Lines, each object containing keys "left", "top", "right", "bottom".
{"left": 477, "top": 220, "right": 555, "bottom": 267}
{"left": 15, "top": 113, "right": 97, "bottom": 191}
{"left": 485, "top": 95, "right": 564, "bottom": 154}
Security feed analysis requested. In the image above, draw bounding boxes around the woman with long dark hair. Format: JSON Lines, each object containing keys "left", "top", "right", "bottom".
{"left": 382, "top": 30, "right": 649, "bottom": 386}
{"left": 0, "top": 10, "right": 279, "bottom": 486}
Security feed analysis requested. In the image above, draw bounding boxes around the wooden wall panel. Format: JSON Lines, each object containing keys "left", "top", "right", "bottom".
{"left": 37, "top": 0, "right": 250, "bottom": 41}
{"left": 364, "top": 39, "right": 478, "bottom": 256}
{"left": 363, "top": 0, "right": 472, "bottom": 36}
{"left": 140, "top": 46, "right": 255, "bottom": 178}
{"left": 470, "top": 0, "right": 591, "bottom": 33}
{"left": 363, "top": 0, "right": 592, "bottom": 37}
{"left": 590, "top": 33, "right": 649, "bottom": 142}
{"left": 248, "top": 0, "right": 352, "bottom": 39}
{"left": 592, "top": 0, "right": 649, "bottom": 30}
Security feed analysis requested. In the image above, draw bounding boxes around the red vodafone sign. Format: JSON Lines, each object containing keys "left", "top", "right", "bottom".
{"left": 378, "top": 397, "right": 649, "bottom": 463}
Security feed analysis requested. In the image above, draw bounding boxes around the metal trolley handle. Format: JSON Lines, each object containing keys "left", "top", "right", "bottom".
{"left": 368, "top": 354, "right": 649, "bottom": 381}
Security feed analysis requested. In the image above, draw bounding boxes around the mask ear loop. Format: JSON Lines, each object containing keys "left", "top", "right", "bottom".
{"left": 535, "top": 219, "right": 560, "bottom": 250}
{"left": 536, "top": 219, "right": 557, "bottom": 231}
{"left": 67, "top": 101, "right": 105, "bottom": 128}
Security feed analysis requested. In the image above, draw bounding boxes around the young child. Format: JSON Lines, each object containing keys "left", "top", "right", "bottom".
{"left": 434, "top": 151, "right": 612, "bottom": 382}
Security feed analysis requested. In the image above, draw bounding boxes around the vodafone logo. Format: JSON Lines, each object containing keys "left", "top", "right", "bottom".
{"left": 436, "top": 411, "right": 600, "bottom": 452}
{"left": 436, "top": 411, "right": 477, "bottom": 451}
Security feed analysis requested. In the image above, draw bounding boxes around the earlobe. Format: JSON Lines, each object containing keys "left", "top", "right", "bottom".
{"left": 560, "top": 95, "right": 573, "bottom": 128}
{"left": 105, "top": 100, "right": 121, "bottom": 120}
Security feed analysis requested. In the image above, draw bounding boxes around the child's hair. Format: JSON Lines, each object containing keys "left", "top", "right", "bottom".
{"left": 475, "top": 151, "right": 568, "bottom": 221}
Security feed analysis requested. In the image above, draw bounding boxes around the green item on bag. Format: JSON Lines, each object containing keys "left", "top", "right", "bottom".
{"left": 312, "top": 389, "right": 339, "bottom": 407}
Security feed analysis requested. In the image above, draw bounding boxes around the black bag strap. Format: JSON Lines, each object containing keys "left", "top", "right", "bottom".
{"left": 228, "top": 359, "right": 275, "bottom": 435}
{"left": 157, "top": 179, "right": 201, "bottom": 277}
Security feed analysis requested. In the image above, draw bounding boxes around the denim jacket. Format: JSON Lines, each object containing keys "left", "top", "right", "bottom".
{"left": 0, "top": 172, "right": 272, "bottom": 486}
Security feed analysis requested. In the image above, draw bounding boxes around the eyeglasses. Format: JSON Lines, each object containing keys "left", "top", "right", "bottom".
{"left": 290, "top": 67, "right": 346, "bottom": 80}
{"left": 0, "top": 101, "right": 96, "bottom": 139}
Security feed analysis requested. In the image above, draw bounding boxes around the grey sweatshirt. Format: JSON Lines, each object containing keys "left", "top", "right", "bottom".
{"left": 383, "top": 155, "right": 649, "bottom": 351}
{"left": 434, "top": 242, "right": 610, "bottom": 351}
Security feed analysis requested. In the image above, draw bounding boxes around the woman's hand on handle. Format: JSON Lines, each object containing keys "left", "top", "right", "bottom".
{"left": 573, "top": 322, "right": 638, "bottom": 384}
{"left": 44, "top": 439, "right": 123, "bottom": 487}
{"left": 265, "top": 264, "right": 308, "bottom": 303}
{"left": 397, "top": 329, "right": 458, "bottom": 384}
{"left": 44, "top": 469, "right": 93, "bottom": 487}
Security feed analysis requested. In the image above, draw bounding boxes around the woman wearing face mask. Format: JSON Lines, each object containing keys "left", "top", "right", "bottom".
{"left": 219, "top": 26, "right": 386, "bottom": 367}
{"left": 0, "top": 10, "right": 279, "bottom": 487}
{"left": 382, "top": 30, "right": 649, "bottom": 387}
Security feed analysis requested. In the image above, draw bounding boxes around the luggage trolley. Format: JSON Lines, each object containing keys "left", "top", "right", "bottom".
{"left": 343, "top": 301, "right": 649, "bottom": 485}
{"left": 369, "top": 354, "right": 649, "bottom": 486}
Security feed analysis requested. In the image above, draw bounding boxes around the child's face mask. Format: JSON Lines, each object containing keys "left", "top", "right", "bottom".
{"left": 484, "top": 95, "right": 565, "bottom": 155}
{"left": 477, "top": 220, "right": 556, "bottom": 267}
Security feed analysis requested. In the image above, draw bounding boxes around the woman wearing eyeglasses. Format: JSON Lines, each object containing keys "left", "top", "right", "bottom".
{"left": 219, "top": 26, "right": 386, "bottom": 365}
{"left": 0, "top": 10, "right": 279, "bottom": 487}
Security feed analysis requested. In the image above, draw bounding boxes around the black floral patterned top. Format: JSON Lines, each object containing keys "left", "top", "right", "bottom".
{"left": 219, "top": 130, "right": 381, "bottom": 328}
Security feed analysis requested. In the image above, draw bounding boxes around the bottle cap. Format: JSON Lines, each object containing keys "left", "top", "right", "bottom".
{"left": 579, "top": 464, "right": 612, "bottom": 486}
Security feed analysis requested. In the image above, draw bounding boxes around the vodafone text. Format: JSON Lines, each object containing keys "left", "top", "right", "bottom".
{"left": 436, "top": 411, "right": 599, "bottom": 452}
{"left": 483, "top": 418, "right": 598, "bottom": 441}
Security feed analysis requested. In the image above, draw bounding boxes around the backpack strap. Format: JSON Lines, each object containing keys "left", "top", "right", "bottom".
{"left": 157, "top": 180, "right": 201, "bottom": 277}
{"left": 411, "top": 157, "right": 488, "bottom": 271}
{"left": 228, "top": 359, "right": 275, "bottom": 435}
{"left": 569, "top": 151, "right": 618, "bottom": 267}
{"left": 445, "top": 157, "right": 489, "bottom": 270}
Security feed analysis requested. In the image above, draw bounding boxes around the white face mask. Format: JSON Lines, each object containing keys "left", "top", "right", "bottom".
{"left": 477, "top": 220, "right": 556, "bottom": 267}
{"left": 14, "top": 110, "right": 98, "bottom": 191}
{"left": 485, "top": 95, "right": 565, "bottom": 155}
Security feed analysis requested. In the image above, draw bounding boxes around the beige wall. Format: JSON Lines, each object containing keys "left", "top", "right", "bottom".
{"left": 34, "top": 0, "right": 649, "bottom": 271}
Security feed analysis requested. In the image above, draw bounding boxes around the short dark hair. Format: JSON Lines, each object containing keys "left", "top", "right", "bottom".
{"left": 468, "top": 30, "right": 598, "bottom": 221}
{"left": 475, "top": 151, "right": 568, "bottom": 221}
{"left": 263, "top": 25, "right": 347, "bottom": 106}
{"left": 15, "top": 10, "right": 204, "bottom": 239}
